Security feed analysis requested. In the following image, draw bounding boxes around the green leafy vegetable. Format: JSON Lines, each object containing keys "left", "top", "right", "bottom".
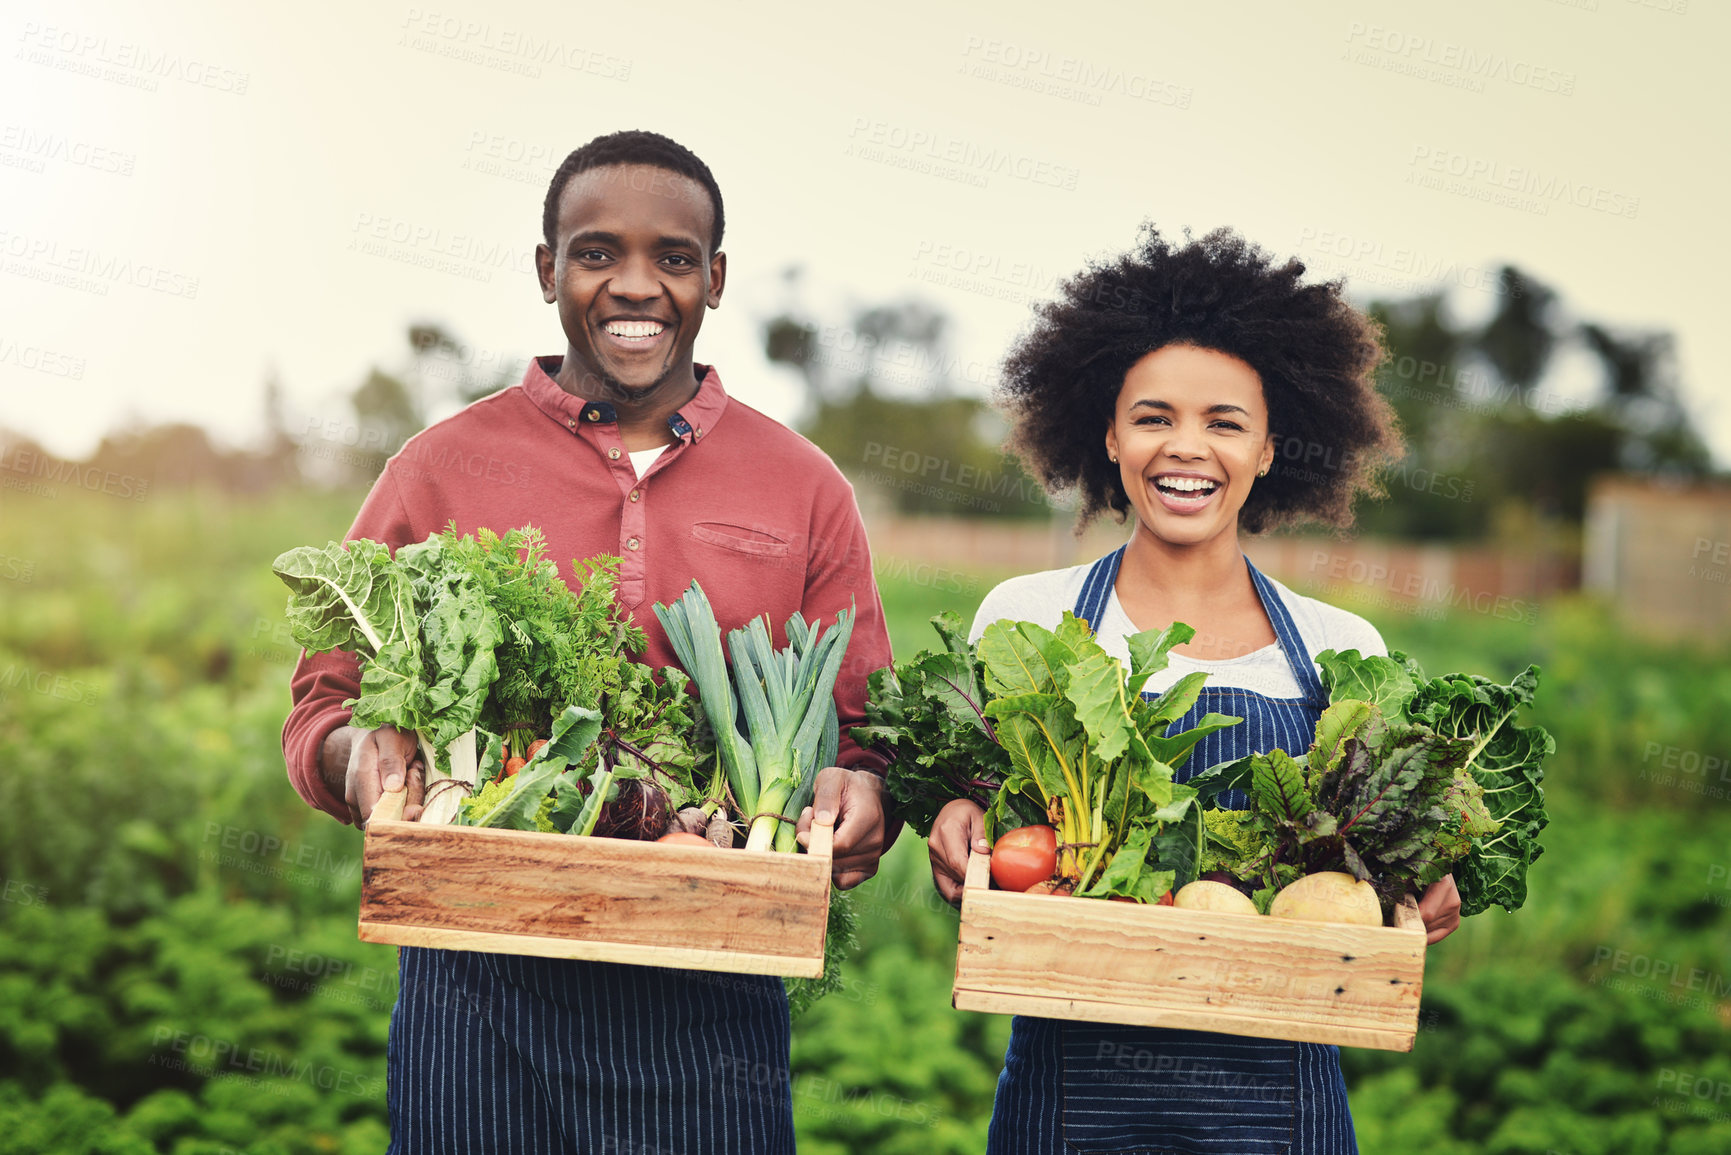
{"left": 852, "top": 613, "right": 1013, "bottom": 838}
{"left": 272, "top": 535, "right": 503, "bottom": 774}
{"left": 1193, "top": 650, "right": 1553, "bottom": 916}
{"left": 976, "top": 614, "right": 1233, "bottom": 896}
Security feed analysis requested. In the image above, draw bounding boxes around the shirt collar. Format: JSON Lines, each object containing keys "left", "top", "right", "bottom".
{"left": 521, "top": 356, "right": 729, "bottom": 442}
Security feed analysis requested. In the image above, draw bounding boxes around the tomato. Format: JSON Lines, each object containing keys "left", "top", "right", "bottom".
{"left": 656, "top": 832, "right": 715, "bottom": 848}
{"left": 526, "top": 739, "right": 549, "bottom": 760}
{"left": 990, "top": 824, "right": 1058, "bottom": 892}
{"left": 503, "top": 756, "right": 527, "bottom": 778}
{"left": 1157, "top": 890, "right": 1174, "bottom": 906}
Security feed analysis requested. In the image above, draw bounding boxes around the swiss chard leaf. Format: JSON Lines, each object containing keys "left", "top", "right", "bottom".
{"left": 1062, "top": 651, "right": 1138, "bottom": 764}
{"left": 1315, "top": 649, "right": 1421, "bottom": 721}
{"left": 1076, "top": 825, "right": 1173, "bottom": 902}
{"left": 273, "top": 538, "right": 415, "bottom": 658}
{"left": 1125, "top": 622, "right": 1194, "bottom": 699}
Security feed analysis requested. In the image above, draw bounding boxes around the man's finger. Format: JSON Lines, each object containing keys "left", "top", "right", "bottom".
{"left": 811, "top": 767, "right": 845, "bottom": 827}
{"left": 378, "top": 745, "right": 406, "bottom": 794}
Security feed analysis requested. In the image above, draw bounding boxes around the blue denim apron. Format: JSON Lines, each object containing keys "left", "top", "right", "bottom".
{"left": 386, "top": 949, "right": 796, "bottom": 1153}
{"left": 986, "top": 547, "right": 1358, "bottom": 1155}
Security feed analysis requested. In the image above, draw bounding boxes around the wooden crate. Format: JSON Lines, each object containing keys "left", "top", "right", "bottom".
{"left": 952, "top": 852, "right": 1427, "bottom": 1051}
{"left": 359, "top": 790, "right": 833, "bottom": 978}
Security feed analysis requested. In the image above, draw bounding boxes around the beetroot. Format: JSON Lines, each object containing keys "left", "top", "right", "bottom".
{"left": 592, "top": 779, "right": 673, "bottom": 841}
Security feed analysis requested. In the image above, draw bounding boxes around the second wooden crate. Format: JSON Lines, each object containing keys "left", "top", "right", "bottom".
{"left": 952, "top": 851, "right": 1426, "bottom": 1051}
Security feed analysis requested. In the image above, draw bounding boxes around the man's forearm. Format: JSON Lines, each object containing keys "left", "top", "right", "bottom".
{"left": 319, "top": 724, "right": 353, "bottom": 811}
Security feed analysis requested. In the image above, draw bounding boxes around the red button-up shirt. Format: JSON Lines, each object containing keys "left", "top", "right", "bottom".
{"left": 282, "top": 358, "right": 891, "bottom": 822}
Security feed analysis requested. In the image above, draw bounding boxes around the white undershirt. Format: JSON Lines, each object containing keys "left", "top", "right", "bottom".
{"left": 628, "top": 446, "right": 667, "bottom": 478}
{"left": 967, "top": 561, "right": 1388, "bottom": 699}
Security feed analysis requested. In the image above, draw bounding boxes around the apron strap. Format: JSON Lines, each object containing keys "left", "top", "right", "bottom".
{"left": 1071, "top": 546, "right": 1327, "bottom": 708}
{"left": 1071, "top": 545, "right": 1126, "bottom": 631}
{"left": 1246, "top": 558, "right": 1328, "bottom": 707}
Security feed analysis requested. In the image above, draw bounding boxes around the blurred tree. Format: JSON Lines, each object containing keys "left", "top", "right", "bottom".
{"left": 1352, "top": 265, "right": 1713, "bottom": 542}
{"left": 764, "top": 270, "right": 1049, "bottom": 520}
{"left": 348, "top": 368, "right": 418, "bottom": 477}
{"left": 1474, "top": 267, "right": 1558, "bottom": 404}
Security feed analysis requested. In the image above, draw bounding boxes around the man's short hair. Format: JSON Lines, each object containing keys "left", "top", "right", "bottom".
{"left": 542, "top": 130, "right": 725, "bottom": 254}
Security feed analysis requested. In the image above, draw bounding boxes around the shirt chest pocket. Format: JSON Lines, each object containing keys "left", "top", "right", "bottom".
{"left": 689, "top": 522, "right": 794, "bottom": 560}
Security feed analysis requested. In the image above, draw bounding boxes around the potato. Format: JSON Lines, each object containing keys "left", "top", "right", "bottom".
{"left": 1172, "top": 880, "right": 1259, "bottom": 916}
{"left": 1269, "top": 871, "right": 1383, "bottom": 926}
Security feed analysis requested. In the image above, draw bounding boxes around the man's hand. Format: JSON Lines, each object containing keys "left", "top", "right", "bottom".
{"left": 322, "top": 724, "right": 424, "bottom": 827}
{"left": 795, "top": 767, "right": 888, "bottom": 889}
{"left": 929, "top": 798, "right": 989, "bottom": 909}
{"left": 1419, "top": 874, "right": 1462, "bottom": 945}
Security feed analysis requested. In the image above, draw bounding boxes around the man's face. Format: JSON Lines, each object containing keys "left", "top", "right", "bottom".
{"left": 536, "top": 163, "right": 725, "bottom": 400}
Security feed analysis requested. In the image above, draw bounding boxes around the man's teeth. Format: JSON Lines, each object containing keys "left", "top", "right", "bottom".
{"left": 605, "top": 321, "right": 665, "bottom": 339}
{"left": 1157, "top": 477, "right": 1218, "bottom": 494}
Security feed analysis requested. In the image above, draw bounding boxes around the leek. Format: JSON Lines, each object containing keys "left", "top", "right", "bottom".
{"left": 655, "top": 584, "right": 854, "bottom": 852}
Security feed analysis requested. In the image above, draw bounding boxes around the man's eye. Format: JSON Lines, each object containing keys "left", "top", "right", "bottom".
{"left": 575, "top": 249, "right": 610, "bottom": 262}
{"left": 663, "top": 254, "right": 694, "bottom": 268}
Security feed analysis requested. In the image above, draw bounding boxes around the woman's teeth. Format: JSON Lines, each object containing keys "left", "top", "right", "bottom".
{"left": 1156, "top": 476, "right": 1219, "bottom": 496}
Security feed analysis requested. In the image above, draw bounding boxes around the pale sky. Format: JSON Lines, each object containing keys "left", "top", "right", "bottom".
{"left": 3, "top": 0, "right": 1727, "bottom": 464}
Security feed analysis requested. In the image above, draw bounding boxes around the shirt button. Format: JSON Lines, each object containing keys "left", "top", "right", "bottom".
{"left": 587, "top": 408, "right": 600, "bottom": 421}
{"left": 608, "top": 447, "right": 622, "bottom": 460}
{"left": 626, "top": 537, "right": 640, "bottom": 551}
{"left": 567, "top": 418, "right": 575, "bottom": 428}
{"left": 693, "top": 427, "right": 703, "bottom": 441}
{"left": 629, "top": 489, "right": 641, "bottom": 502}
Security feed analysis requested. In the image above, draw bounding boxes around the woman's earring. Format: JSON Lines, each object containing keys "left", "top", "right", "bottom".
{"left": 1257, "top": 467, "right": 1269, "bottom": 477}
{"left": 1108, "top": 453, "right": 1118, "bottom": 464}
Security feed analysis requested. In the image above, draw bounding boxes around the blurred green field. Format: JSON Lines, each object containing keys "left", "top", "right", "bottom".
{"left": 1, "top": 489, "right": 1728, "bottom": 1154}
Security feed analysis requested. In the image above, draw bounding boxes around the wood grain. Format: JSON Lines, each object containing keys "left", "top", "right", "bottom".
{"left": 952, "top": 852, "right": 1425, "bottom": 1052}
{"left": 359, "top": 809, "right": 833, "bottom": 977}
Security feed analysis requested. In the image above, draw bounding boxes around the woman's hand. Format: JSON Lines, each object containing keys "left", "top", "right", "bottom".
{"left": 1419, "top": 874, "right": 1462, "bottom": 944}
{"left": 929, "top": 799, "right": 989, "bottom": 908}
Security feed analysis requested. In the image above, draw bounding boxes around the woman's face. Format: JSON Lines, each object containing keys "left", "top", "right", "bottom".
{"left": 1105, "top": 344, "right": 1276, "bottom": 551}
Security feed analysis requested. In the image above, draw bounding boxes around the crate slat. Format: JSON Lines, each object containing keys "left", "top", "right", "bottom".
{"left": 951, "top": 853, "right": 1426, "bottom": 1052}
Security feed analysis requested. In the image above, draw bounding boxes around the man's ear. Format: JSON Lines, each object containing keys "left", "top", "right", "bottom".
{"left": 707, "top": 250, "right": 727, "bottom": 309}
{"left": 535, "top": 243, "right": 557, "bottom": 304}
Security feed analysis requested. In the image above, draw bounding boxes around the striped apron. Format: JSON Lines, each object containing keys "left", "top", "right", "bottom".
{"left": 386, "top": 951, "right": 795, "bottom": 1153}
{"left": 986, "top": 546, "right": 1358, "bottom": 1155}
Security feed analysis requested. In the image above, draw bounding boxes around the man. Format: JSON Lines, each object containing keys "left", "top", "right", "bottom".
{"left": 282, "top": 129, "right": 893, "bottom": 1154}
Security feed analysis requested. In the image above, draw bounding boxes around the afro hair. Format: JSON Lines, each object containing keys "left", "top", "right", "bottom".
{"left": 999, "top": 225, "right": 1404, "bottom": 534}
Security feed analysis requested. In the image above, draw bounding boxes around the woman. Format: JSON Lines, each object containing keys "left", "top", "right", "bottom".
{"left": 927, "top": 226, "right": 1462, "bottom": 1154}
